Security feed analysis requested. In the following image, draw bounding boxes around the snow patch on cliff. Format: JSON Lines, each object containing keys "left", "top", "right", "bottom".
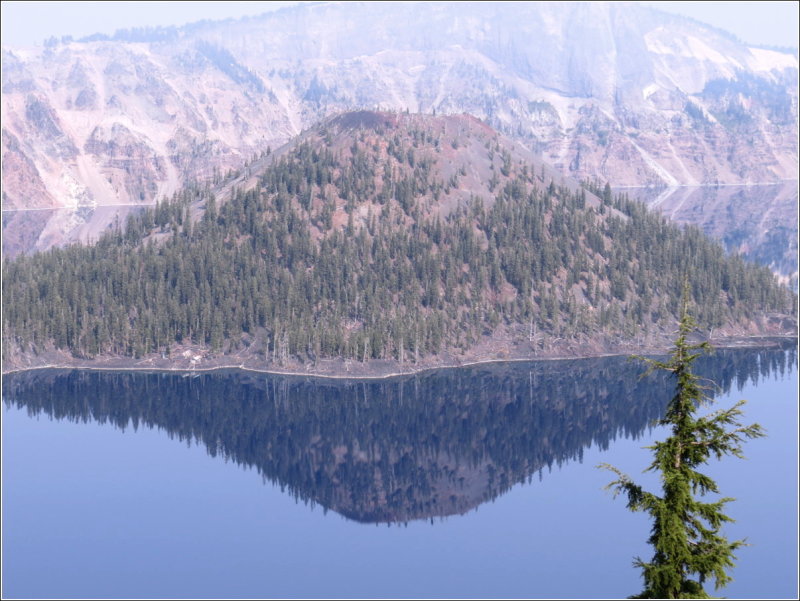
{"left": 642, "top": 83, "right": 659, "bottom": 100}
{"left": 686, "top": 36, "right": 742, "bottom": 68}
{"left": 747, "top": 47, "right": 798, "bottom": 73}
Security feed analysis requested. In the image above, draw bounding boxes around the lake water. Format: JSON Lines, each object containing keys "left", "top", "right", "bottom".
{"left": 3, "top": 344, "right": 797, "bottom": 599}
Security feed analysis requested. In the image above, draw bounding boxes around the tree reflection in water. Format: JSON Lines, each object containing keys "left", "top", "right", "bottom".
{"left": 3, "top": 344, "right": 795, "bottom": 524}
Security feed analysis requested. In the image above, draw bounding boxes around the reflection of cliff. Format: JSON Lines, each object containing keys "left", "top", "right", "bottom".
{"left": 3, "top": 345, "right": 796, "bottom": 524}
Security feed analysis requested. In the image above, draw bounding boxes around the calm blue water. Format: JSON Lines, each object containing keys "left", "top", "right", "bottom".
{"left": 3, "top": 346, "right": 797, "bottom": 599}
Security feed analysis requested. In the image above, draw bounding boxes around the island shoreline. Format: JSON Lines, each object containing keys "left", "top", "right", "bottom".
{"left": 4, "top": 334, "right": 796, "bottom": 381}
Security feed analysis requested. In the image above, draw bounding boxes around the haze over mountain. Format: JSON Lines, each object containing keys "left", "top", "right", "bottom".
{"left": 2, "top": 1, "right": 796, "bottom": 222}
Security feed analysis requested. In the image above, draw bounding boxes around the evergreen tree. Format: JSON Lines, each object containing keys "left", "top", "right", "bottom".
{"left": 600, "top": 284, "right": 765, "bottom": 599}
{"left": 2, "top": 125, "right": 794, "bottom": 365}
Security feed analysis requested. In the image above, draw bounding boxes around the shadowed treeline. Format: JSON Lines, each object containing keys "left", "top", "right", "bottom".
{"left": 3, "top": 344, "right": 795, "bottom": 524}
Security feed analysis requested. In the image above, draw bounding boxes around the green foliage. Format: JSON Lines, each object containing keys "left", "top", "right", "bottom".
{"left": 684, "top": 101, "right": 708, "bottom": 126}
{"left": 702, "top": 72, "right": 796, "bottom": 126}
{"left": 196, "top": 41, "right": 265, "bottom": 93}
{"left": 2, "top": 133, "right": 794, "bottom": 366}
{"left": 600, "top": 285, "right": 765, "bottom": 598}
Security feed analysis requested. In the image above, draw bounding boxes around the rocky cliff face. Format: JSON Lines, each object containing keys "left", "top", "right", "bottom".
{"left": 2, "top": 2, "right": 797, "bottom": 247}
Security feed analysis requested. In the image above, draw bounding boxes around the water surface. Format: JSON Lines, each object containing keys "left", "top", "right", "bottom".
{"left": 3, "top": 345, "right": 797, "bottom": 598}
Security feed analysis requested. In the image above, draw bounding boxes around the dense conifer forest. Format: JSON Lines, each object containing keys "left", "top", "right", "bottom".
{"left": 2, "top": 113, "right": 795, "bottom": 366}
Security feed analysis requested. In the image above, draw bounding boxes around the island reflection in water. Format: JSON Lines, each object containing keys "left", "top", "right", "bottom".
{"left": 3, "top": 343, "right": 796, "bottom": 525}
